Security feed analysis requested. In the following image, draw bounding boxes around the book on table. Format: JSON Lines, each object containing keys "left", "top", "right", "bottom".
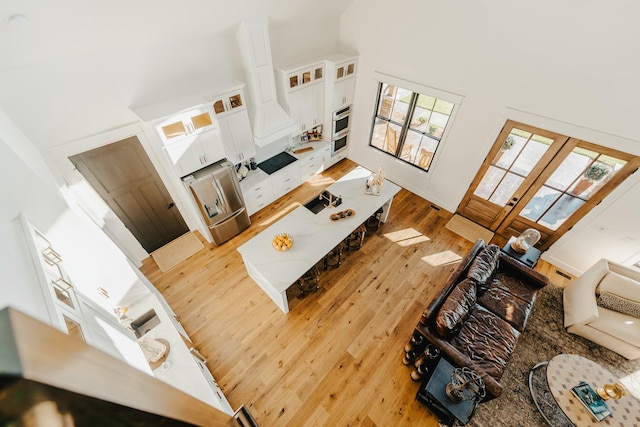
{"left": 571, "top": 381, "right": 612, "bottom": 422}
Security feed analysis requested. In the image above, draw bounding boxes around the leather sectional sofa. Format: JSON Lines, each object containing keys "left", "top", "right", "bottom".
{"left": 416, "top": 239, "right": 549, "bottom": 400}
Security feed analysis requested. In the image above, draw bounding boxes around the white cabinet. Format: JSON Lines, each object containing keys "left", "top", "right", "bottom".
{"left": 243, "top": 177, "right": 274, "bottom": 216}
{"left": 284, "top": 64, "right": 324, "bottom": 90}
{"left": 332, "top": 77, "right": 356, "bottom": 110}
{"left": 335, "top": 59, "right": 356, "bottom": 81}
{"left": 148, "top": 102, "right": 227, "bottom": 176}
{"left": 271, "top": 167, "right": 301, "bottom": 200}
{"left": 219, "top": 108, "right": 256, "bottom": 164}
{"left": 193, "top": 356, "right": 234, "bottom": 414}
{"left": 325, "top": 54, "right": 358, "bottom": 111}
{"left": 157, "top": 106, "right": 217, "bottom": 144}
{"left": 299, "top": 146, "right": 329, "bottom": 182}
{"left": 211, "top": 90, "right": 245, "bottom": 118}
{"left": 287, "top": 87, "right": 315, "bottom": 134}
{"left": 163, "top": 129, "right": 226, "bottom": 177}
{"left": 276, "top": 61, "right": 325, "bottom": 135}
{"left": 326, "top": 149, "right": 347, "bottom": 168}
{"left": 20, "top": 218, "right": 151, "bottom": 374}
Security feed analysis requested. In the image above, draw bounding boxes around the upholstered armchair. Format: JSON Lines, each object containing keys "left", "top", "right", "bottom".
{"left": 563, "top": 258, "right": 640, "bottom": 360}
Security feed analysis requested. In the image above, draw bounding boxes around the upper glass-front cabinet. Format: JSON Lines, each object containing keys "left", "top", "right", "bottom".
{"left": 212, "top": 92, "right": 244, "bottom": 116}
{"left": 336, "top": 60, "right": 356, "bottom": 80}
{"left": 160, "top": 108, "right": 215, "bottom": 142}
{"left": 286, "top": 63, "right": 325, "bottom": 90}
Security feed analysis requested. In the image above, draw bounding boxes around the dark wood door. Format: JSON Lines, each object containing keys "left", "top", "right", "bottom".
{"left": 70, "top": 136, "right": 188, "bottom": 253}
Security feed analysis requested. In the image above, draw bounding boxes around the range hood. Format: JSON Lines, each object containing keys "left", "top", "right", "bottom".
{"left": 237, "top": 17, "right": 296, "bottom": 147}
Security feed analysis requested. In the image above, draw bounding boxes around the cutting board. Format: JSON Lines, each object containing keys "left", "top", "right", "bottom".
{"left": 293, "top": 147, "right": 314, "bottom": 154}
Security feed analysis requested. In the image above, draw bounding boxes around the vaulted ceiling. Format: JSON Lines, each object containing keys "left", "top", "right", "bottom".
{"left": 0, "top": 0, "right": 352, "bottom": 71}
{"left": 0, "top": 1, "right": 353, "bottom": 147}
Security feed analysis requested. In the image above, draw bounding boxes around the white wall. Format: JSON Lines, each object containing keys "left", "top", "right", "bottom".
{"left": 340, "top": 0, "right": 640, "bottom": 274}
{"left": 0, "top": 113, "right": 150, "bottom": 319}
{"left": 0, "top": 15, "right": 341, "bottom": 150}
{"left": 0, "top": 218, "right": 53, "bottom": 324}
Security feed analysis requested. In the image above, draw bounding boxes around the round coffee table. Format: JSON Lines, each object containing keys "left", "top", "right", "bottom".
{"left": 546, "top": 354, "right": 640, "bottom": 426}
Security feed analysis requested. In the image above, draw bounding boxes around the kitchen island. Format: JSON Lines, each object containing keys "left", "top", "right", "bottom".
{"left": 237, "top": 166, "right": 401, "bottom": 313}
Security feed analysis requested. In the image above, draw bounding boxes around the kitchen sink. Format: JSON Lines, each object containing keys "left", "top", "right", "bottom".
{"left": 130, "top": 309, "right": 161, "bottom": 338}
{"left": 303, "top": 190, "right": 342, "bottom": 214}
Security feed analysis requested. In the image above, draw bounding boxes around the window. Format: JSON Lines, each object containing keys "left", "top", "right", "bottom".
{"left": 369, "top": 79, "right": 459, "bottom": 171}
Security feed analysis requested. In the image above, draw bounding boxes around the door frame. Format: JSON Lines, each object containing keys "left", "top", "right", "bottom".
{"left": 458, "top": 120, "right": 569, "bottom": 230}
{"left": 46, "top": 123, "right": 205, "bottom": 265}
{"left": 457, "top": 115, "right": 640, "bottom": 251}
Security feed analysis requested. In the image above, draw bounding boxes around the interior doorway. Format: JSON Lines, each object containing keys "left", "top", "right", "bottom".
{"left": 457, "top": 120, "right": 640, "bottom": 250}
{"left": 70, "top": 136, "right": 189, "bottom": 253}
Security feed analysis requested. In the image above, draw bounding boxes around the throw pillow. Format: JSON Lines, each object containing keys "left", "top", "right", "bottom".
{"left": 435, "top": 278, "right": 477, "bottom": 338}
{"left": 467, "top": 244, "right": 500, "bottom": 287}
{"left": 597, "top": 292, "right": 640, "bottom": 318}
{"left": 597, "top": 271, "right": 640, "bottom": 302}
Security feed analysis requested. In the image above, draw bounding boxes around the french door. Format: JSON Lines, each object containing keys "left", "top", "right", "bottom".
{"left": 457, "top": 120, "right": 640, "bottom": 250}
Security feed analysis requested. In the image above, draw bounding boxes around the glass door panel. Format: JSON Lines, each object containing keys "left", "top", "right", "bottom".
{"left": 474, "top": 128, "right": 553, "bottom": 207}
{"left": 229, "top": 94, "right": 242, "bottom": 109}
{"left": 213, "top": 100, "right": 225, "bottom": 115}
{"left": 63, "top": 315, "right": 86, "bottom": 342}
{"left": 191, "top": 112, "right": 213, "bottom": 130}
{"left": 161, "top": 121, "right": 187, "bottom": 140}
{"left": 516, "top": 148, "right": 627, "bottom": 231}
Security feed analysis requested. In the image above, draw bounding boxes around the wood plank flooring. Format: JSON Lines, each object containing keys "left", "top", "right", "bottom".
{"left": 140, "top": 159, "right": 566, "bottom": 426}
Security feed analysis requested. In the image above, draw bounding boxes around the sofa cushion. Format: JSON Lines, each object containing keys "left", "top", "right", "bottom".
{"left": 597, "top": 292, "right": 640, "bottom": 318}
{"left": 488, "top": 272, "right": 539, "bottom": 303}
{"left": 451, "top": 305, "right": 520, "bottom": 381}
{"left": 435, "top": 278, "right": 477, "bottom": 338}
{"left": 590, "top": 306, "right": 640, "bottom": 346}
{"left": 467, "top": 244, "right": 500, "bottom": 286}
{"left": 598, "top": 271, "right": 640, "bottom": 302}
{"left": 478, "top": 286, "right": 534, "bottom": 332}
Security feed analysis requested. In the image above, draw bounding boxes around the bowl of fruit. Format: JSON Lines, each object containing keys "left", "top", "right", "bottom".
{"left": 272, "top": 233, "right": 293, "bottom": 252}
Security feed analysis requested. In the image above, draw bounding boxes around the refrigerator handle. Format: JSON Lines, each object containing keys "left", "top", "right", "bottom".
{"left": 212, "top": 177, "right": 228, "bottom": 211}
{"left": 210, "top": 207, "right": 246, "bottom": 227}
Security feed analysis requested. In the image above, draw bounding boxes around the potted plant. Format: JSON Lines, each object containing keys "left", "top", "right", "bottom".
{"left": 494, "top": 135, "right": 515, "bottom": 163}
{"left": 573, "top": 163, "right": 611, "bottom": 195}
{"left": 502, "top": 135, "right": 516, "bottom": 151}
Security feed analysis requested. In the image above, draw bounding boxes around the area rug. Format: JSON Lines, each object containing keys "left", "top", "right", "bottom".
{"left": 445, "top": 214, "right": 494, "bottom": 243}
{"left": 466, "top": 284, "right": 640, "bottom": 427}
{"left": 151, "top": 232, "right": 203, "bottom": 272}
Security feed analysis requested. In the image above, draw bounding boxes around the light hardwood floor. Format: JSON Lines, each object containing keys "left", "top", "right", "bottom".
{"left": 140, "top": 159, "right": 567, "bottom": 426}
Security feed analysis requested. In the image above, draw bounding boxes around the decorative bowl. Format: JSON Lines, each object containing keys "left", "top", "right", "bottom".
{"left": 272, "top": 233, "right": 293, "bottom": 252}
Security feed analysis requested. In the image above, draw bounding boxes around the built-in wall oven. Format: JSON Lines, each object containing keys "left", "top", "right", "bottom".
{"left": 331, "top": 105, "right": 351, "bottom": 156}
{"left": 332, "top": 105, "right": 351, "bottom": 138}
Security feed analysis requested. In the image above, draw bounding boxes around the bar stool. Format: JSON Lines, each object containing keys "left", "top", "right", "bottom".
{"left": 365, "top": 207, "right": 384, "bottom": 231}
{"left": 345, "top": 224, "right": 367, "bottom": 250}
{"left": 297, "top": 265, "right": 320, "bottom": 296}
{"left": 323, "top": 241, "right": 346, "bottom": 270}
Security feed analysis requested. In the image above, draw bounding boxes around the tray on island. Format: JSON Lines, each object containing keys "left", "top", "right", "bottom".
{"left": 330, "top": 209, "right": 355, "bottom": 221}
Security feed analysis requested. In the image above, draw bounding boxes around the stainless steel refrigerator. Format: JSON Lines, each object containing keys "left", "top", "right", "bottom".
{"left": 183, "top": 160, "right": 250, "bottom": 245}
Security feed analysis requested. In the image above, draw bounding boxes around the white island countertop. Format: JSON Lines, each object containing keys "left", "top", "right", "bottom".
{"left": 237, "top": 166, "right": 401, "bottom": 313}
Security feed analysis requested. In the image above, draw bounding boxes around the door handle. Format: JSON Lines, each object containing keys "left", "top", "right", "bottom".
{"left": 167, "top": 202, "right": 175, "bottom": 209}
{"left": 507, "top": 202, "right": 515, "bottom": 206}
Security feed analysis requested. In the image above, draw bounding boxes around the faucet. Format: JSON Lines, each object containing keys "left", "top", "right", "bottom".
{"left": 320, "top": 192, "right": 342, "bottom": 208}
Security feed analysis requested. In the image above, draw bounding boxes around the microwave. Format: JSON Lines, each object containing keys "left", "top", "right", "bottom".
{"left": 332, "top": 105, "right": 351, "bottom": 138}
